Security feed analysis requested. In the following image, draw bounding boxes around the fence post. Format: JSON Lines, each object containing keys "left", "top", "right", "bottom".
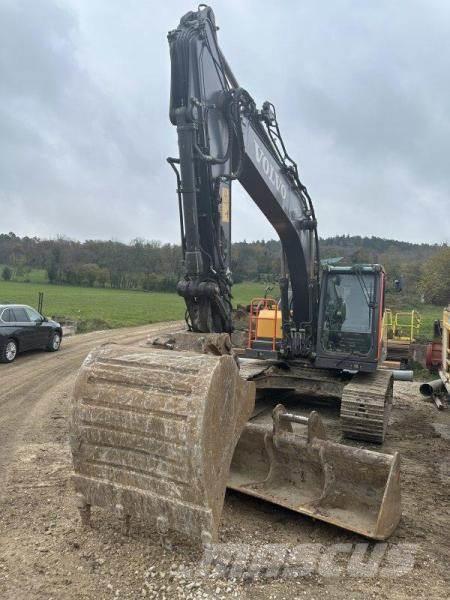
{"left": 38, "top": 292, "right": 44, "bottom": 314}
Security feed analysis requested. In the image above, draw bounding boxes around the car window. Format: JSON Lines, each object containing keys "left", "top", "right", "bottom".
{"left": 12, "top": 307, "right": 31, "bottom": 322}
{"left": 25, "top": 307, "right": 43, "bottom": 322}
{"left": 1, "top": 308, "right": 13, "bottom": 323}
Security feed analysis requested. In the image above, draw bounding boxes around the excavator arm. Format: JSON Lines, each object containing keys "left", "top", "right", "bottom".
{"left": 169, "top": 6, "right": 320, "bottom": 356}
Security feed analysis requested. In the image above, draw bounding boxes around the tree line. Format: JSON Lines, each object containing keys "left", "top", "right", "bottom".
{"left": 0, "top": 232, "right": 448, "bottom": 305}
{"left": 0, "top": 234, "right": 181, "bottom": 292}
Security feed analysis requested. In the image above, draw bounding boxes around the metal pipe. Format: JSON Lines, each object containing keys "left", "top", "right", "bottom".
{"left": 279, "top": 249, "right": 290, "bottom": 342}
{"left": 280, "top": 413, "right": 309, "bottom": 425}
{"left": 218, "top": 48, "right": 239, "bottom": 88}
{"left": 392, "top": 370, "right": 414, "bottom": 382}
{"left": 167, "top": 158, "right": 186, "bottom": 256}
{"left": 420, "top": 379, "right": 445, "bottom": 397}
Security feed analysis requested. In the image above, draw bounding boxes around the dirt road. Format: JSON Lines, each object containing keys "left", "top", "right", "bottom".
{"left": 0, "top": 323, "right": 182, "bottom": 491}
{"left": 0, "top": 324, "right": 449, "bottom": 599}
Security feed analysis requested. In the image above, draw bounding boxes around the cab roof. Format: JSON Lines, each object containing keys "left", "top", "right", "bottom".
{"left": 324, "top": 264, "right": 385, "bottom": 274}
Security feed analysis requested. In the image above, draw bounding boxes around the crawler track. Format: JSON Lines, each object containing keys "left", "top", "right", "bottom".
{"left": 340, "top": 369, "right": 394, "bottom": 443}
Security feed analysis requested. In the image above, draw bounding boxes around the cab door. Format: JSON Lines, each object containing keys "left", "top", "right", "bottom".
{"left": 11, "top": 306, "right": 35, "bottom": 350}
{"left": 24, "top": 306, "right": 51, "bottom": 348}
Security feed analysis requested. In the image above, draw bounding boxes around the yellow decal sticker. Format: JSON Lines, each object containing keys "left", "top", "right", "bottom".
{"left": 220, "top": 186, "right": 231, "bottom": 223}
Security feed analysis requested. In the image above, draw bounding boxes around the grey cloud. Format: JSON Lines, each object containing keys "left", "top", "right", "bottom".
{"left": 0, "top": 0, "right": 449, "bottom": 244}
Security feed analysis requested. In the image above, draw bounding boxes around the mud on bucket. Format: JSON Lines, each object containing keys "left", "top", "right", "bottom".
{"left": 70, "top": 344, "right": 255, "bottom": 544}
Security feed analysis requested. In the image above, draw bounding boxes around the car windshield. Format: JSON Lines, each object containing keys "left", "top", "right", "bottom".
{"left": 321, "top": 272, "right": 375, "bottom": 355}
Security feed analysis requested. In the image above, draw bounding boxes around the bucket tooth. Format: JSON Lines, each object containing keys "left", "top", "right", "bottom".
{"left": 70, "top": 344, "right": 255, "bottom": 543}
{"left": 229, "top": 405, "right": 401, "bottom": 540}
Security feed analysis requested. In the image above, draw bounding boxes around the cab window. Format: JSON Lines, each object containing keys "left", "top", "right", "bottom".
{"left": 25, "top": 307, "right": 43, "bottom": 322}
{"left": 12, "top": 307, "right": 31, "bottom": 322}
{"left": 321, "top": 273, "right": 375, "bottom": 355}
{"left": 1, "top": 308, "right": 13, "bottom": 323}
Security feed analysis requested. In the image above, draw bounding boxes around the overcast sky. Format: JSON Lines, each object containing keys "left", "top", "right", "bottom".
{"left": 1, "top": 0, "right": 449, "bottom": 244}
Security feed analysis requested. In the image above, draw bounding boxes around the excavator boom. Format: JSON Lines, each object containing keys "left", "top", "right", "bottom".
{"left": 169, "top": 6, "right": 319, "bottom": 355}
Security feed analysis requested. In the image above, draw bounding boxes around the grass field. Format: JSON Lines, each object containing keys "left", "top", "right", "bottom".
{"left": 0, "top": 265, "right": 48, "bottom": 284}
{"left": 0, "top": 280, "right": 267, "bottom": 331}
{"left": 0, "top": 279, "right": 441, "bottom": 338}
{"left": 408, "top": 304, "right": 442, "bottom": 342}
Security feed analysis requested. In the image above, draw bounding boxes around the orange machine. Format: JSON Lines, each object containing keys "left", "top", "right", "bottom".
{"left": 247, "top": 298, "right": 282, "bottom": 354}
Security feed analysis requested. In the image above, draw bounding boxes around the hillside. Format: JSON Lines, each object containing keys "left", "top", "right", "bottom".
{"left": 0, "top": 232, "right": 445, "bottom": 295}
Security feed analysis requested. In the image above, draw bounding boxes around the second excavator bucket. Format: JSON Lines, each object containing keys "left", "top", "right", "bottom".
{"left": 70, "top": 344, "right": 255, "bottom": 544}
{"left": 229, "top": 405, "right": 401, "bottom": 540}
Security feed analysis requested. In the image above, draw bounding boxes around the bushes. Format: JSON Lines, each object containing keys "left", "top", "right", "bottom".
{"left": 1, "top": 266, "right": 12, "bottom": 281}
{"left": 419, "top": 247, "right": 450, "bottom": 306}
{"left": 142, "top": 274, "right": 178, "bottom": 293}
{"left": 43, "top": 262, "right": 179, "bottom": 294}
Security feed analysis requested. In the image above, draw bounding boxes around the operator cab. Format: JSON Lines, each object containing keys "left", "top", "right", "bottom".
{"left": 246, "top": 265, "right": 386, "bottom": 371}
{"left": 315, "top": 265, "right": 386, "bottom": 372}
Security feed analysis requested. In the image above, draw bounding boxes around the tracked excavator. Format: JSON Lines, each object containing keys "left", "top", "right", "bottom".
{"left": 70, "top": 5, "right": 401, "bottom": 546}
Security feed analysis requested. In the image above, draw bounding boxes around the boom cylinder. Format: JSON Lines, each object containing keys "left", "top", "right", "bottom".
{"left": 176, "top": 113, "right": 203, "bottom": 277}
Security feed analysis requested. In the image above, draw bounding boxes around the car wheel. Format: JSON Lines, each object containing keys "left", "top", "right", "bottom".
{"left": 1, "top": 339, "right": 18, "bottom": 363}
{"left": 47, "top": 332, "right": 62, "bottom": 352}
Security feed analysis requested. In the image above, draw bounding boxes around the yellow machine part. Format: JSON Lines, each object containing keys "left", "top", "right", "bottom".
{"left": 385, "top": 309, "right": 421, "bottom": 343}
{"left": 255, "top": 308, "right": 282, "bottom": 340}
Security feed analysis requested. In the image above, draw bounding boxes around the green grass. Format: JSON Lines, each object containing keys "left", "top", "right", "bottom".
{"left": 0, "top": 280, "right": 267, "bottom": 331}
{"left": 231, "top": 282, "right": 266, "bottom": 305}
{"left": 386, "top": 304, "right": 442, "bottom": 342}
{"left": 22, "top": 268, "right": 48, "bottom": 284}
{"left": 0, "top": 265, "right": 48, "bottom": 284}
{"left": 413, "top": 305, "right": 442, "bottom": 342}
{"left": 0, "top": 278, "right": 442, "bottom": 339}
{"left": 0, "top": 281, "right": 185, "bottom": 329}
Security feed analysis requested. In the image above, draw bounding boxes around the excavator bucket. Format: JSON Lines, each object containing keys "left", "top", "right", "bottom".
{"left": 70, "top": 344, "right": 255, "bottom": 544}
{"left": 70, "top": 341, "right": 401, "bottom": 544}
{"left": 229, "top": 405, "right": 401, "bottom": 540}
